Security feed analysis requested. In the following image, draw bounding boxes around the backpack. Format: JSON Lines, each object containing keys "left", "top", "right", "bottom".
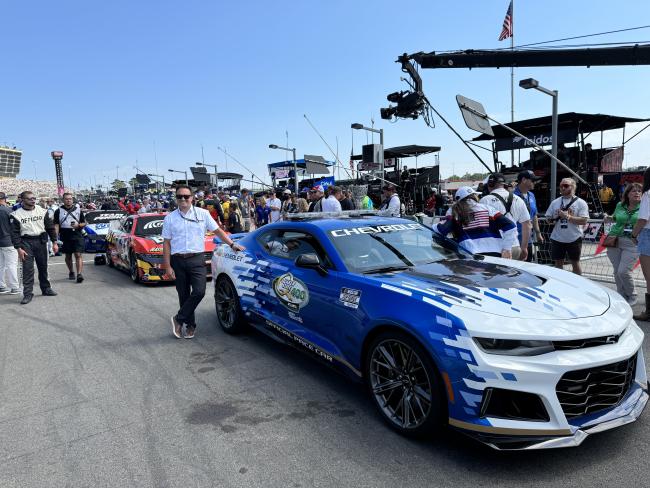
{"left": 490, "top": 192, "right": 514, "bottom": 217}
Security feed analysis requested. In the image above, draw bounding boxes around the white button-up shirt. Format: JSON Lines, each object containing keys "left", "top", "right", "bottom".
{"left": 162, "top": 206, "right": 218, "bottom": 254}
{"left": 321, "top": 195, "right": 342, "bottom": 213}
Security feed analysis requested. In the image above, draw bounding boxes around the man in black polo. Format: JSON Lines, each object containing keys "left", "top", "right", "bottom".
{"left": 54, "top": 193, "right": 87, "bottom": 283}
{"left": 11, "top": 191, "right": 58, "bottom": 304}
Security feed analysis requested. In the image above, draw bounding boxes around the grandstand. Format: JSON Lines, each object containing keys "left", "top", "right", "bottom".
{"left": 0, "top": 177, "right": 70, "bottom": 199}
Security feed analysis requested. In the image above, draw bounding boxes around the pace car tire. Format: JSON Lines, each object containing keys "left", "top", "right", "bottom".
{"left": 365, "top": 331, "right": 445, "bottom": 437}
{"left": 129, "top": 252, "right": 140, "bottom": 283}
{"left": 94, "top": 255, "right": 106, "bottom": 266}
{"left": 214, "top": 275, "right": 246, "bottom": 334}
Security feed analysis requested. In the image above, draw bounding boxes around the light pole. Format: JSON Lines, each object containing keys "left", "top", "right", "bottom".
{"left": 519, "top": 78, "right": 559, "bottom": 199}
{"left": 351, "top": 123, "right": 384, "bottom": 178}
{"left": 31, "top": 160, "right": 38, "bottom": 180}
{"left": 168, "top": 169, "right": 188, "bottom": 185}
{"left": 148, "top": 173, "right": 166, "bottom": 193}
{"left": 269, "top": 144, "right": 297, "bottom": 192}
{"left": 195, "top": 162, "right": 219, "bottom": 189}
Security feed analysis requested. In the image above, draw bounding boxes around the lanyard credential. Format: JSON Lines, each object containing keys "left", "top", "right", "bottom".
{"left": 179, "top": 206, "right": 200, "bottom": 223}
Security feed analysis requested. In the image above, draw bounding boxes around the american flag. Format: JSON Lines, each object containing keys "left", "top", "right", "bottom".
{"left": 498, "top": 1, "right": 513, "bottom": 41}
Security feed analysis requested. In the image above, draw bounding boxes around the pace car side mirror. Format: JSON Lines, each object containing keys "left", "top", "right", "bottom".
{"left": 295, "top": 253, "right": 328, "bottom": 276}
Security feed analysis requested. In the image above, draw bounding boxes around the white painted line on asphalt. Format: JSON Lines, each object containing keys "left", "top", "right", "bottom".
{"left": 49, "top": 260, "right": 95, "bottom": 265}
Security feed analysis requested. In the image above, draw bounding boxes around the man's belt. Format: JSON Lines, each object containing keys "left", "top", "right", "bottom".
{"left": 22, "top": 234, "right": 44, "bottom": 239}
{"left": 172, "top": 252, "right": 203, "bottom": 259}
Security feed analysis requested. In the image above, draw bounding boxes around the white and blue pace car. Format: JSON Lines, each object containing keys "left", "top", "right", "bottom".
{"left": 211, "top": 214, "right": 647, "bottom": 450}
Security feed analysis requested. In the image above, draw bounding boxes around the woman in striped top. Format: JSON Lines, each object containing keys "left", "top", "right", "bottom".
{"left": 434, "top": 186, "right": 517, "bottom": 258}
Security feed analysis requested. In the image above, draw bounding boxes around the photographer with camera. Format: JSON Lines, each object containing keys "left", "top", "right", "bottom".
{"left": 54, "top": 193, "right": 87, "bottom": 283}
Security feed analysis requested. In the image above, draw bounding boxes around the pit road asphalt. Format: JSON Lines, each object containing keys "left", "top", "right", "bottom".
{"left": 1, "top": 256, "right": 649, "bottom": 488}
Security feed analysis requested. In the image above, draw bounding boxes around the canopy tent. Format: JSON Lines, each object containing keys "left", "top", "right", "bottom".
{"left": 472, "top": 112, "right": 649, "bottom": 152}
{"left": 350, "top": 144, "right": 441, "bottom": 160}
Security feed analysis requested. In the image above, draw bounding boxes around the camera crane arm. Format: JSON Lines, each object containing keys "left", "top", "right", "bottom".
{"left": 409, "top": 44, "right": 650, "bottom": 69}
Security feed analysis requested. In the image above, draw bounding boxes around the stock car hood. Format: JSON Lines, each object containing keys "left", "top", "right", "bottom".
{"left": 132, "top": 235, "right": 166, "bottom": 254}
{"left": 376, "top": 258, "right": 611, "bottom": 321}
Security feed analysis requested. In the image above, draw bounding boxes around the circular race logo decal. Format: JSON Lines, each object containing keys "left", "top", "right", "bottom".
{"left": 272, "top": 272, "right": 309, "bottom": 312}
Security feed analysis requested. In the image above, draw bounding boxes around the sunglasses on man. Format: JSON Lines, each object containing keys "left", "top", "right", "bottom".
{"left": 559, "top": 184, "right": 572, "bottom": 189}
{"left": 176, "top": 194, "right": 192, "bottom": 200}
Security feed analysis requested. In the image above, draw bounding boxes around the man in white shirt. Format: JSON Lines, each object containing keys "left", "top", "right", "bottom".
{"left": 267, "top": 190, "right": 282, "bottom": 223}
{"left": 162, "top": 184, "right": 245, "bottom": 339}
{"left": 322, "top": 185, "right": 343, "bottom": 213}
{"left": 479, "top": 173, "right": 531, "bottom": 260}
{"left": 378, "top": 184, "right": 401, "bottom": 217}
{"left": 545, "top": 177, "right": 589, "bottom": 275}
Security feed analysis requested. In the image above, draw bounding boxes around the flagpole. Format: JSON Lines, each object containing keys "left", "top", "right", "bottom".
{"left": 510, "top": 0, "right": 515, "bottom": 170}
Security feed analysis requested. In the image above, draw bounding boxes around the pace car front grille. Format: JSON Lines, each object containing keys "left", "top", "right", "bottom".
{"left": 556, "top": 355, "right": 637, "bottom": 419}
{"left": 553, "top": 334, "right": 620, "bottom": 350}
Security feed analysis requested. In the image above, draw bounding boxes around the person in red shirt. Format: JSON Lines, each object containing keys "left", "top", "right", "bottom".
{"left": 126, "top": 199, "right": 140, "bottom": 215}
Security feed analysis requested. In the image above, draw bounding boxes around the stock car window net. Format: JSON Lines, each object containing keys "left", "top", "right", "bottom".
{"left": 328, "top": 224, "right": 459, "bottom": 273}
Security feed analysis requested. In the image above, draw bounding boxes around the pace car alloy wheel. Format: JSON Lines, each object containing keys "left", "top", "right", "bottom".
{"left": 129, "top": 252, "right": 140, "bottom": 283}
{"left": 366, "top": 332, "right": 444, "bottom": 437}
{"left": 215, "top": 276, "right": 246, "bottom": 334}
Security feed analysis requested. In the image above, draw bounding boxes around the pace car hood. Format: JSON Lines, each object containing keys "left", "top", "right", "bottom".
{"left": 376, "top": 258, "right": 610, "bottom": 320}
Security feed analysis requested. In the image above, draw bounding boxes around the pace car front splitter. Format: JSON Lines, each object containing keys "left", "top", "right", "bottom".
{"left": 449, "top": 382, "right": 648, "bottom": 450}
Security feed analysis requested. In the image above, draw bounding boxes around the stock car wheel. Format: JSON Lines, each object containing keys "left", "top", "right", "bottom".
{"left": 365, "top": 331, "right": 445, "bottom": 437}
{"left": 129, "top": 252, "right": 141, "bottom": 283}
{"left": 215, "top": 276, "right": 246, "bottom": 334}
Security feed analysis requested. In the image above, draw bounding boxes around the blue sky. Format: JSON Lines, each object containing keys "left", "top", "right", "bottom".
{"left": 3, "top": 0, "right": 650, "bottom": 188}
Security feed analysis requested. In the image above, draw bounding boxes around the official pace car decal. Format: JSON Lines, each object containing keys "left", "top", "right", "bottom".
{"left": 339, "top": 288, "right": 361, "bottom": 309}
{"left": 272, "top": 272, "right": 309, "bottom": 311}
{"left": 330, "top": 223, "right": 422, "bottom": 237}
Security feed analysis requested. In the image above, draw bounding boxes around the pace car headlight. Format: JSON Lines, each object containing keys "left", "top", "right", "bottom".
{"left": 474, "top": 338, "right": 555, "bottom": 356}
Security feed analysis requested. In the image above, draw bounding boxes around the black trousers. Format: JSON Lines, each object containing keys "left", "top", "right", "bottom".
{"left": 171, "top": 254, "right": 207, "bottom": 327}
{"left": 22, "top": 236, "right": 51, "bottom": 296}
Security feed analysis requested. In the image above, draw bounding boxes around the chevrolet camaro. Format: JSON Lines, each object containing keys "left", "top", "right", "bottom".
{"left": 210, "top": 215, "right": 647, "bottom": 449}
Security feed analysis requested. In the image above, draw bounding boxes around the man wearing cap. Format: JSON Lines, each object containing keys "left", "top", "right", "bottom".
{"left": 308, "top": 186, "right": 324, "bottom": 212}
{"left": 267, "top": 190, "right": 282, "bottom": 223}
{"left": 378, "top": 184, "right": 401, "bottom": 217}
{"left": 0, "top": 192, "right": 20, "bottom": 295}
{"left": 514, "top": 170, "right": 544, "bottom": 262}
{"left": 480, "top": 173, "right": 531, "bottom": 260}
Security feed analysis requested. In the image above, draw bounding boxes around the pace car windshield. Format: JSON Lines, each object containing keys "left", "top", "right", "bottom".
{"left": 135, "top": 216, "right": 165, "bottom": 236}
{"left": 328, "top": 223, "right": 462, "bottom": 274}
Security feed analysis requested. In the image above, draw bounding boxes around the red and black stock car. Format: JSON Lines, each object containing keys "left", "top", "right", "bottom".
{"left": 105, "top": 213, "right": 216, "bottom": 283}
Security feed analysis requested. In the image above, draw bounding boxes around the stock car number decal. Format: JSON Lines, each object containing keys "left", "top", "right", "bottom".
{"left": 272, "top": 272, "right": 309, "bottom": 312}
